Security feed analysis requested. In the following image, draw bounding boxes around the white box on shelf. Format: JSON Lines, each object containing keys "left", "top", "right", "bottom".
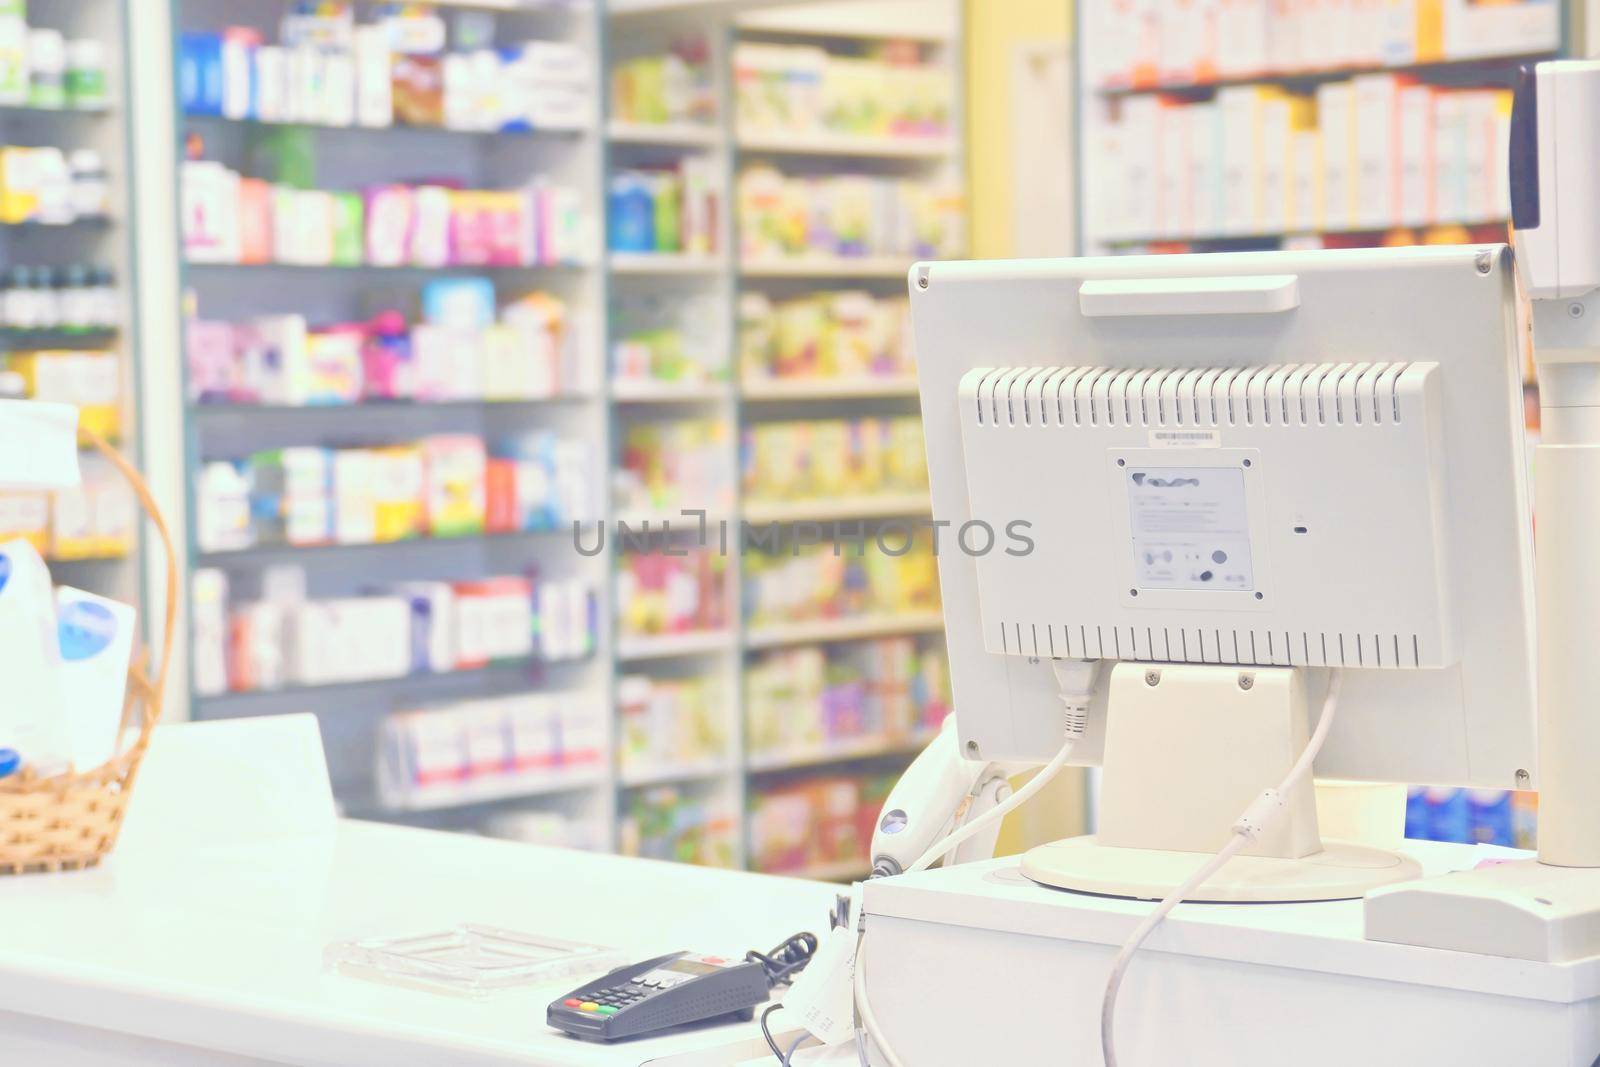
{"left": 1317, "top": 81, "right": 1356, "bottom": 231}
{"left": 1353, "top": 74, "right": 1400, "bottom": 230}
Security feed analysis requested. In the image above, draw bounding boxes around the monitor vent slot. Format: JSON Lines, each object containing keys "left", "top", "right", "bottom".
{"left": 968, "top": 362, "right": 1414, "bottom": 430}
{"left": 1006, "top": 624, "right": 1420, "bottom": 668}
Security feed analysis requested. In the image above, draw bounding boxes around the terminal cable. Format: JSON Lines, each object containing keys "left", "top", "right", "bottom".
{"left": 1100, "top": 670, "right": 1344, "bottom": 1067}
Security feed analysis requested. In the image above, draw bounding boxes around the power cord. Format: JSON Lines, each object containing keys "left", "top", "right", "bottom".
{"left": 751, "top": 933, "right": 820, "bottom": 1065}
{"left": 747, "top": 931, "right": 819, "bottom": 987}
{"left": 1099, "top": 670, "right": 1344, "bottom": 1067}
{"left": 855, "top": 659, "right": 1100, "bottom": 1065}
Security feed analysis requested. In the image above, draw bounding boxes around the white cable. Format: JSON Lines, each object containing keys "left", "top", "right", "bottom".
{"left": 856, "top": 661, "right": 1099, "bottom": 1064}
{"left": 1099, "top": 670, "right": 1344, "bottom": 1067}
{"left": 853, "top": 931, "right": 908, "bottom": 1067}
{"left": 906, "top": 730, "right": 1081, "bottom": 874}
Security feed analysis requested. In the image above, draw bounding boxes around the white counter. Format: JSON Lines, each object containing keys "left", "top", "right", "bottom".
{"left": 0, "top": 719, "right": 838, "bottom": 1067}
{"left": 0, "top": 824, "right": 838, "bottom": 1067}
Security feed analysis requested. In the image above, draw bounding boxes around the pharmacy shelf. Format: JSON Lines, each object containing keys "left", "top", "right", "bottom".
{"left": 184, "top": 111, "right": 589, "bottom": 139}
{"left": 0, "top": 328, "right": 119, "bottom": 347}
{"left": 740, "top": 492, "right": 931, "bottom": 524}
{"left": 611, "top": 379, "right": 733, "bottom": 403}
{"left": 736, "top": 0, "right": 958, "bottom": 43}
{"left": 746, "top": 731, "right": 936, "bottom": 774}
{"left": 740, "top": 256, "right": 912, "bottom": 280}
{"left": 619, "top": 758, "right": 739, "bottom": 789}
{"left": 377, "top": 766, "right": 609, "bottom": 814}
{"left": 187, "top": 396, "right": 595, "bottom": 420}
{"left": 607, "top": 120, "right": 722, "bottom": 147}
{"left": 736, "top": 130, "right": 956, "bottom": 160}
{"left": 744, "top": 611, "right": 947, "bottom": 651}
{"left": 1097, "top": 50, "right": 1558, "bottom": 99}
{"left": 609, "top": 251, "right": 729, "bottom": 276}
{"left": 0, "top": 103, "right": 115, "bottom": 117}
{"left": 184, "top": 259, "right": 589, "bottom": 276}
{"left": 1103, "top": 217, "right": 1511, "bottom": 250}
{"left": 190, "top": 658, "right": 582, "bottom": 716}
{"left": 740, "top": 376, "right": 920, "bottom": 401}
{"left": 427, "top": 0, "right": 595, "bottom": 10}
{"left": 194, "top": 528, "right": 579, "bottom": 566}
{"left": 3, "top": 215, "right": 113, "bottom": 229}
{"left": 616, "top": 630, "right": 736, "bottom": 661}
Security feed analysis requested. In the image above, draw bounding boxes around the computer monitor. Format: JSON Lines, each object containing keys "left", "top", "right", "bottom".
{"left": 909, "top": 246, "right": 1537, "bottom": 899}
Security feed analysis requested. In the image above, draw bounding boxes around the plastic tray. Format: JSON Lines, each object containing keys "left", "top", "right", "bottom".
{"left": 326, "top": 924, "right": 623, "bottom": 997}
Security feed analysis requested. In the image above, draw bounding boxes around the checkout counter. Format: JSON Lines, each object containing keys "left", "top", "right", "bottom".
{"left": 0, "top": 717, "right": 838, "bottom": 1067}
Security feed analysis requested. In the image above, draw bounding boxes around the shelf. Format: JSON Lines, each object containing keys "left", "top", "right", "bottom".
{"left": 424, "top": 0, "right": 593, "bottom": 10}
{"left": 741, "top": 376, "right": 919, "bottom": 401}
{"left": 184, "top": 260, "right": 589, "bottom": 276}
{"left": 191, "top": 658, "right": 577, "bottom": 714}
{"left": 608, "top": 120, "right": 721, "bottom": 148}
{"left": 746, "top": 731, "right": 936, "bottom": 774}
{"left": 0, "top": 328, "right": 118, "bottom": 347}
{"left": 609, "top": 251, "right": 728, "bottom": 276}
{"left": 744, "top": 611, "right": 945, "bottom": 650}
{"left": 737, "top": 2, "right": 958, "bottom": 43}
{"left": 189, "top": 396, "right": 595, "bottom": 418}
{"left": 184, "top": 112, "right": 589, "bottom": 138}
{"left": 1103, "top": 217, "right": 1509, "bottom": 249}
{"left": 1098, "top": 50, "right": 1558, "bottom": 99}
{"left": 195, "top": 527, "right": 580, "bottom": 565}
{"left": 741, "top": 492, "right": 931, "bottom": 524}
{"left": 616, "top": 630, "right": 735, "bottom": 661}
{"left": 736, "top": 130, "right": 955, "bottom": 160}
{"left": 3, "top": 215, "right": 112, "bottom": 229}
{"left": 611, "top": 379, "right": 732, "bottom": 403}
{"left": 740, "top": 256, "right": 912, "bottom": 280}
{"left": 375, "top": 766, "right": 608, "bottom": 814}
{"left": 0, "top": 103, "right": 114, "bottom": 117}
{"left": 619, "top": 758, "right": 738, "bottom": 789}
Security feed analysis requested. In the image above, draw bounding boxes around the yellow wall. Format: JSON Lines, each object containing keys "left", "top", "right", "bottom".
{"left": 965, "top": 0, "right": 1073, "bottom": 258}
{"left": 962, "top": 0, "right": 1087, "bottom": 852}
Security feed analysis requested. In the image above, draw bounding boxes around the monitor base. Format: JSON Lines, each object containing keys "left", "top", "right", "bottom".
{"left": 1020, "top": 834, "right": 1423, "bottom": 903}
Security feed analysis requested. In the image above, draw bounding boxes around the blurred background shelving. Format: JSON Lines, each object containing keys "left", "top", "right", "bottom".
{"left": 603, "top": 0, "right": 961, "bottom": 877}
{"left": 136, "top": 0, "right": 962, "bottom": 883}
{"left": 171, "top": 0, "right": 617, "bottom": 855}
{"left": 0, "top": 0, "right": 143, "bottom": 615}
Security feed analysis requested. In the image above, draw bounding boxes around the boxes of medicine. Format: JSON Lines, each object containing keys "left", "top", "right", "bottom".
{"left": 8, "top": 351, "right": 120, "bottom": 439}
{"left": 422, "top": 435, "right": 487, "bottom": 538}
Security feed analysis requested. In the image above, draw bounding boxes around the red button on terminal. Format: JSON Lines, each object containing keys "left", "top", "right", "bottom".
{"left": 563, "top": 999, "right": 582, "bottom": 1008}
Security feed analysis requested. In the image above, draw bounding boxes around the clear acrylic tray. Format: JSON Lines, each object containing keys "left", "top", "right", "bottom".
{"left": 326, "top": 924, "right": 623, "bottom": 997}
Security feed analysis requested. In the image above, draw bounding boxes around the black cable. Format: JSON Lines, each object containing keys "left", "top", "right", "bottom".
{"left": 750, "top": 932, "right": 820, "bottom": 1065}
{"left": 745, "top": 931, "right": 819, "bottom": 988}
{"left": 759, "top": 1003, "right": 786, "bottom": 1062}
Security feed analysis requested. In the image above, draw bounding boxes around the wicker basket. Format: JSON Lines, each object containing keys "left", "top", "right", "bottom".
{"left": 0, "top": 426, "right": 177, "bottom": 875}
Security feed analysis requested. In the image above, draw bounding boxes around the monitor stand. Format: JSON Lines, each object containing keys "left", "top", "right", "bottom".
{"left": 1021, "top": 663, "right": 1422, "bottom": 903}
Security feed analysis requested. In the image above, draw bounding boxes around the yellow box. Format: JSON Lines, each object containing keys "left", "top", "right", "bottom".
{"left": 9, "top": 350, "right": 121, "bottom": 439}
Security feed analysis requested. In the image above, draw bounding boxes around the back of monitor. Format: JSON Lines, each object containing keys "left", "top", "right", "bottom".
{"left": 909, "top": 246, "right": 1536, "bottom": 789}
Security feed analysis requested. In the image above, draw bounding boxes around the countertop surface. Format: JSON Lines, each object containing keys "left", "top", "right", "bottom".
{"left": 0, "top": 820, "right": 840, "bottom": 1067}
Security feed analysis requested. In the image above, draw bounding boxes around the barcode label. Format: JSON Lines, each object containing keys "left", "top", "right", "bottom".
{"left": 1149, "top": 428, "right": 1222, "bottom": 449}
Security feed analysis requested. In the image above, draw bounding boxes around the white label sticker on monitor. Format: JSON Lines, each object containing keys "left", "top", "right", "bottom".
{"left": 1148, "top": 427, "right": 1222, "bottom": 449}
{"left": 1126, "top": 466, "right": 1254, "bottom": 591}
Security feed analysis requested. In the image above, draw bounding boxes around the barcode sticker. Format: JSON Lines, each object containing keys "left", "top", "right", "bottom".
{"left": 1148, "top": 428, "right": 1222, "bottom": 449}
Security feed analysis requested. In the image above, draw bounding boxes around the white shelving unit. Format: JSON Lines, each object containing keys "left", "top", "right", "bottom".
{"left": 171, "top": 0, "right": 615, "bottom": 850}
{"left": 602, "top": 0, "right": 963, "bottom": 879}
{"left": 1073, "top": 0, "right": 1566, "bottom": 255}
{"left": 137, "top": 0, "right": 964, "bottom": 881}
{"left": 2, "top": 0, "right": 144, "bottom": 616}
